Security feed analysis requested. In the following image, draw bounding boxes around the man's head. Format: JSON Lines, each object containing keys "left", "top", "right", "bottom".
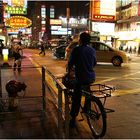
{"left": 79, "top": 32, "right": 91, "bottom": 45}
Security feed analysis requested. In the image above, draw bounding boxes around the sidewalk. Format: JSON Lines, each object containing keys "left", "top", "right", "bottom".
{"left": 0, "top": 56, "right": 60, "bottom": 139}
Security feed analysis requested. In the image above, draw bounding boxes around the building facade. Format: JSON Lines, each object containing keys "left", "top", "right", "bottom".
{"left": 27, "top": 1, "right": 89, "bottom": 41}
{"left": 115, "top": 0, "right": 140, "bottom": 51}
{"left": 89, "top": 0, "right": 116, "bottom": 46}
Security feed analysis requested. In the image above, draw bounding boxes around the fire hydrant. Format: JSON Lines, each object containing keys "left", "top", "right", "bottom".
{"left": 5, "top": 80, "right": 27, "bottom": 111}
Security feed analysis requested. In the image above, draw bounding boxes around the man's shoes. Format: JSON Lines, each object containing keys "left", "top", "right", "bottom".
{"left": 69, "top": 118, "right": 76, "bottom": 128}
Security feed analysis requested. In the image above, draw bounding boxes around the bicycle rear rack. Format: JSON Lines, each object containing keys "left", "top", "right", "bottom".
{"left": 83, "top": 83, "right": 115, "bottom": 114}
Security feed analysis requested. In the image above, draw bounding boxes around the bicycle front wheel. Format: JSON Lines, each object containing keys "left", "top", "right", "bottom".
{"left": 87, "top": 96, "right": 106, "bottom": 138}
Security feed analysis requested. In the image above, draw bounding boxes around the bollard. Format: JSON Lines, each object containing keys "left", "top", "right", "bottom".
{"left": 2, "top": 48, "right": 10, "bottom": 67}
{"left": 0, "top": 67, "right": 1, "bottom": 97}
{"left": 64, "top": 89, "right": 70, "bottom": 138}
{"left": 58, "top": 86, "right": 63, "bottom": 138}
{"left": 42, "top": 66, "right": 46, "bottom": 112}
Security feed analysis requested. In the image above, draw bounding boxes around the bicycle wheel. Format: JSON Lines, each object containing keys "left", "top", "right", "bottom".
{"left": 86, "top": 96, "right": 107, "bottom": 138}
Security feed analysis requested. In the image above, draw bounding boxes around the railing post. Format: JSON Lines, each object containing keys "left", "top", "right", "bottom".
{"left": 42, "top": 66, "right": 46, "bottom": 112}
{"left": 0, "top": 67, "right": 2, "bottom": 97}
{"left": 64, "top": 89, "right": 69, "bottom": 138}
{"left": 58, "top": 86, "right": 63, "bottom": 138}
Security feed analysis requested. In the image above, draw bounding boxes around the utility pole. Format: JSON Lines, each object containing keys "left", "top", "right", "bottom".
{"left": 88, "top": 0, "right": 92, "bottom": 33}
{"left": 66, "top": 1, "right": 70, "bottom": 44}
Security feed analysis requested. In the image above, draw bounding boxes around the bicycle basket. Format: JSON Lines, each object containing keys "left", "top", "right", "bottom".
{"left": 62, "top": 73, "right": 75, "bottom": 89}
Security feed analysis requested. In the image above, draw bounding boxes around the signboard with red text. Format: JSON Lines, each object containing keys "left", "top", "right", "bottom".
{"left": 5, "top": 16, "right": 32, "bottom": 29}
{"left": 90, "top": 0, "right": 116, "bottom": 22}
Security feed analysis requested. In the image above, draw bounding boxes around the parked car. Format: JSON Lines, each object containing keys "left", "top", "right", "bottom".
{"left": 52, "top": 44, "right": 67, "bottom": 59}
{"left": 49, "top": 39, "right": 67, "bottom": 50}
{"left": 65, "top": 40, "right": 131, "bottom": 66}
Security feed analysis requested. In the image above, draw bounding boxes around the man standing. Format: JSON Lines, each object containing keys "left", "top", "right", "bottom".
{"left": 67, "top": 32, "right": 97, "bottom": 127}
{"left": 39, "top": 41, "right": 45, "bottom": 56}
{"left": 13, "top": 42, "right": 23, "bottom": 72}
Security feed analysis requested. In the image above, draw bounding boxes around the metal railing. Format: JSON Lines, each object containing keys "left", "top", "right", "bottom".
{"left": 44, "top": 66, "right": 70, "bottom": 138}
{"left": 0, "top": 65, "right": 69, "bottom": 138}
{"left": 0, "top": 66, "right": 46, "bottom": 120}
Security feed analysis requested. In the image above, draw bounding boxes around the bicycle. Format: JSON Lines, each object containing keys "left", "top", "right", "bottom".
{"left": 67, "top": 83, "right": 115, "bottom": 138}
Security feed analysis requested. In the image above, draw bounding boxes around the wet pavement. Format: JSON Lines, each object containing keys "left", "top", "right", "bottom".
{"left": 0, "top": 51, "right": 140, "bottom": 139}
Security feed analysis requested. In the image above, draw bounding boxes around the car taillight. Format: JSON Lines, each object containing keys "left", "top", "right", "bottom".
{"left": 66, "top": 48, "right": 70, "bottom": 52}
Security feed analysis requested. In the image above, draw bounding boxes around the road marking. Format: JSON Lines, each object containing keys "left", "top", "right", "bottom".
{"left": 97, "top": 71, "right": 140, "bottom": 83}
{"left": 113, "top": 88, "right": 140, "bottom": 96}
{"left": 29, "top": 57, "right": 58, "bottom": 94}
{"left": 29, "top": 57, "right": 140, "bottom": 97}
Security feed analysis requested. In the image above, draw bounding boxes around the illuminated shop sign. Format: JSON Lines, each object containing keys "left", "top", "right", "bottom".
{"left": 7, "top": 28, "right": 31, "bottom": 34}
{"left": 90, "top": 0, "right": 116, "bottom": 21}
{"left": 50, "top": 19, "right": 62, "bottom": 25}
{"left": 4, "top": 0, "right": 27, "bottom": 8}
{"left": 5, "top": 6, "right": 27, "bottom": 14}
{"left": 60, "top": 17, "right": 87, "bottom": 28}
{"left": 41, "top": 5, "right": 46, "bottom": 32}
{"left": 11, "top": 0, "right": 27, "bottom": 7}
{"left": 92, "top": 22, "right": 115, "bottom": 35}
{"left": 51, "top": 25, "right": 71, "bottom": 35}
{"left": 5, "top": 16, "right": 32, "bottom": 29}
{"left": 93, "top": 15, "right": 115, "bottom": 21}
{"left": 51, "top": 30, "right": 71, "bottom": 35}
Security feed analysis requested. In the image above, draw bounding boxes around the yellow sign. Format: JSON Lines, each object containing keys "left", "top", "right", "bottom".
{"left": 5, "top": 16, "right": 32, "bottom": 29}
{"left": 50, "top": 19, "right": 62, "bottom": 25}
{"left": 11, "top": 0, "right": 25, "bottom": 7}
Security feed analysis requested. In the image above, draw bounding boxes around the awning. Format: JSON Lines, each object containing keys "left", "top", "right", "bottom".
{"left": 117, "top": 16, "right": 140, "bottom": 23}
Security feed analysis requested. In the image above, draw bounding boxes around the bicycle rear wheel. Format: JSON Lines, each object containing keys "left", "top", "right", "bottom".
{"left": 87, "top": 96, "right": 106, "bottom": 138}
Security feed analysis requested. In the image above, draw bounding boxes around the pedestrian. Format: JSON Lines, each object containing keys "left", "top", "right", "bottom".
{"left": 129, "top": 46, "right": 132, "bottom": 53}
{"left": 119, "top": 44, "right": 123, "bottom": 51}
{"left": 0, "top": 41, "right": 4, "bottom": 55}
{"left": 39, "top": 41, "right": 45, "bottom": 56}
{"left": 138, "top": 46, "right": 140, "bottom": 56}
{"left": 67, "top": 32, "right": 97, "bottom": 127}
{"left": 13, "top": 42, "right": 23, "bottom": 72}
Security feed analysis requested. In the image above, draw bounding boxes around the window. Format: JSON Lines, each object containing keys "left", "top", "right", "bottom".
{"left": 91, "top": 42, "right": 110, "bottom": 51}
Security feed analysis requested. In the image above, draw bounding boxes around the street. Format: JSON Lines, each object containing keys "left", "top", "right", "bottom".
{"left": 23, "top": 48, "right": 140, "bottom": 139}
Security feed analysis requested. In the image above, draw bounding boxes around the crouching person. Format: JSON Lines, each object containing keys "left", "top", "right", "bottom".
{"left": 5, "top": 80, "right": 27, "bottom": 111}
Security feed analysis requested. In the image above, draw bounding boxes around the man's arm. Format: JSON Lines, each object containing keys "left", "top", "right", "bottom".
{"left": 67, "top": 48, "right": 75, "bottom": 73}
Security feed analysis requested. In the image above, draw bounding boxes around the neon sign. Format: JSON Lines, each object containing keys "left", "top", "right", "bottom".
{"left": 5, "top": 6, "right": 27, "bottom": 14}
{"left": 93, "top": 15, "right": 115, "bottom": 21}
{"left": 5, "top": 16, "right": 32, "bottom": 29}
